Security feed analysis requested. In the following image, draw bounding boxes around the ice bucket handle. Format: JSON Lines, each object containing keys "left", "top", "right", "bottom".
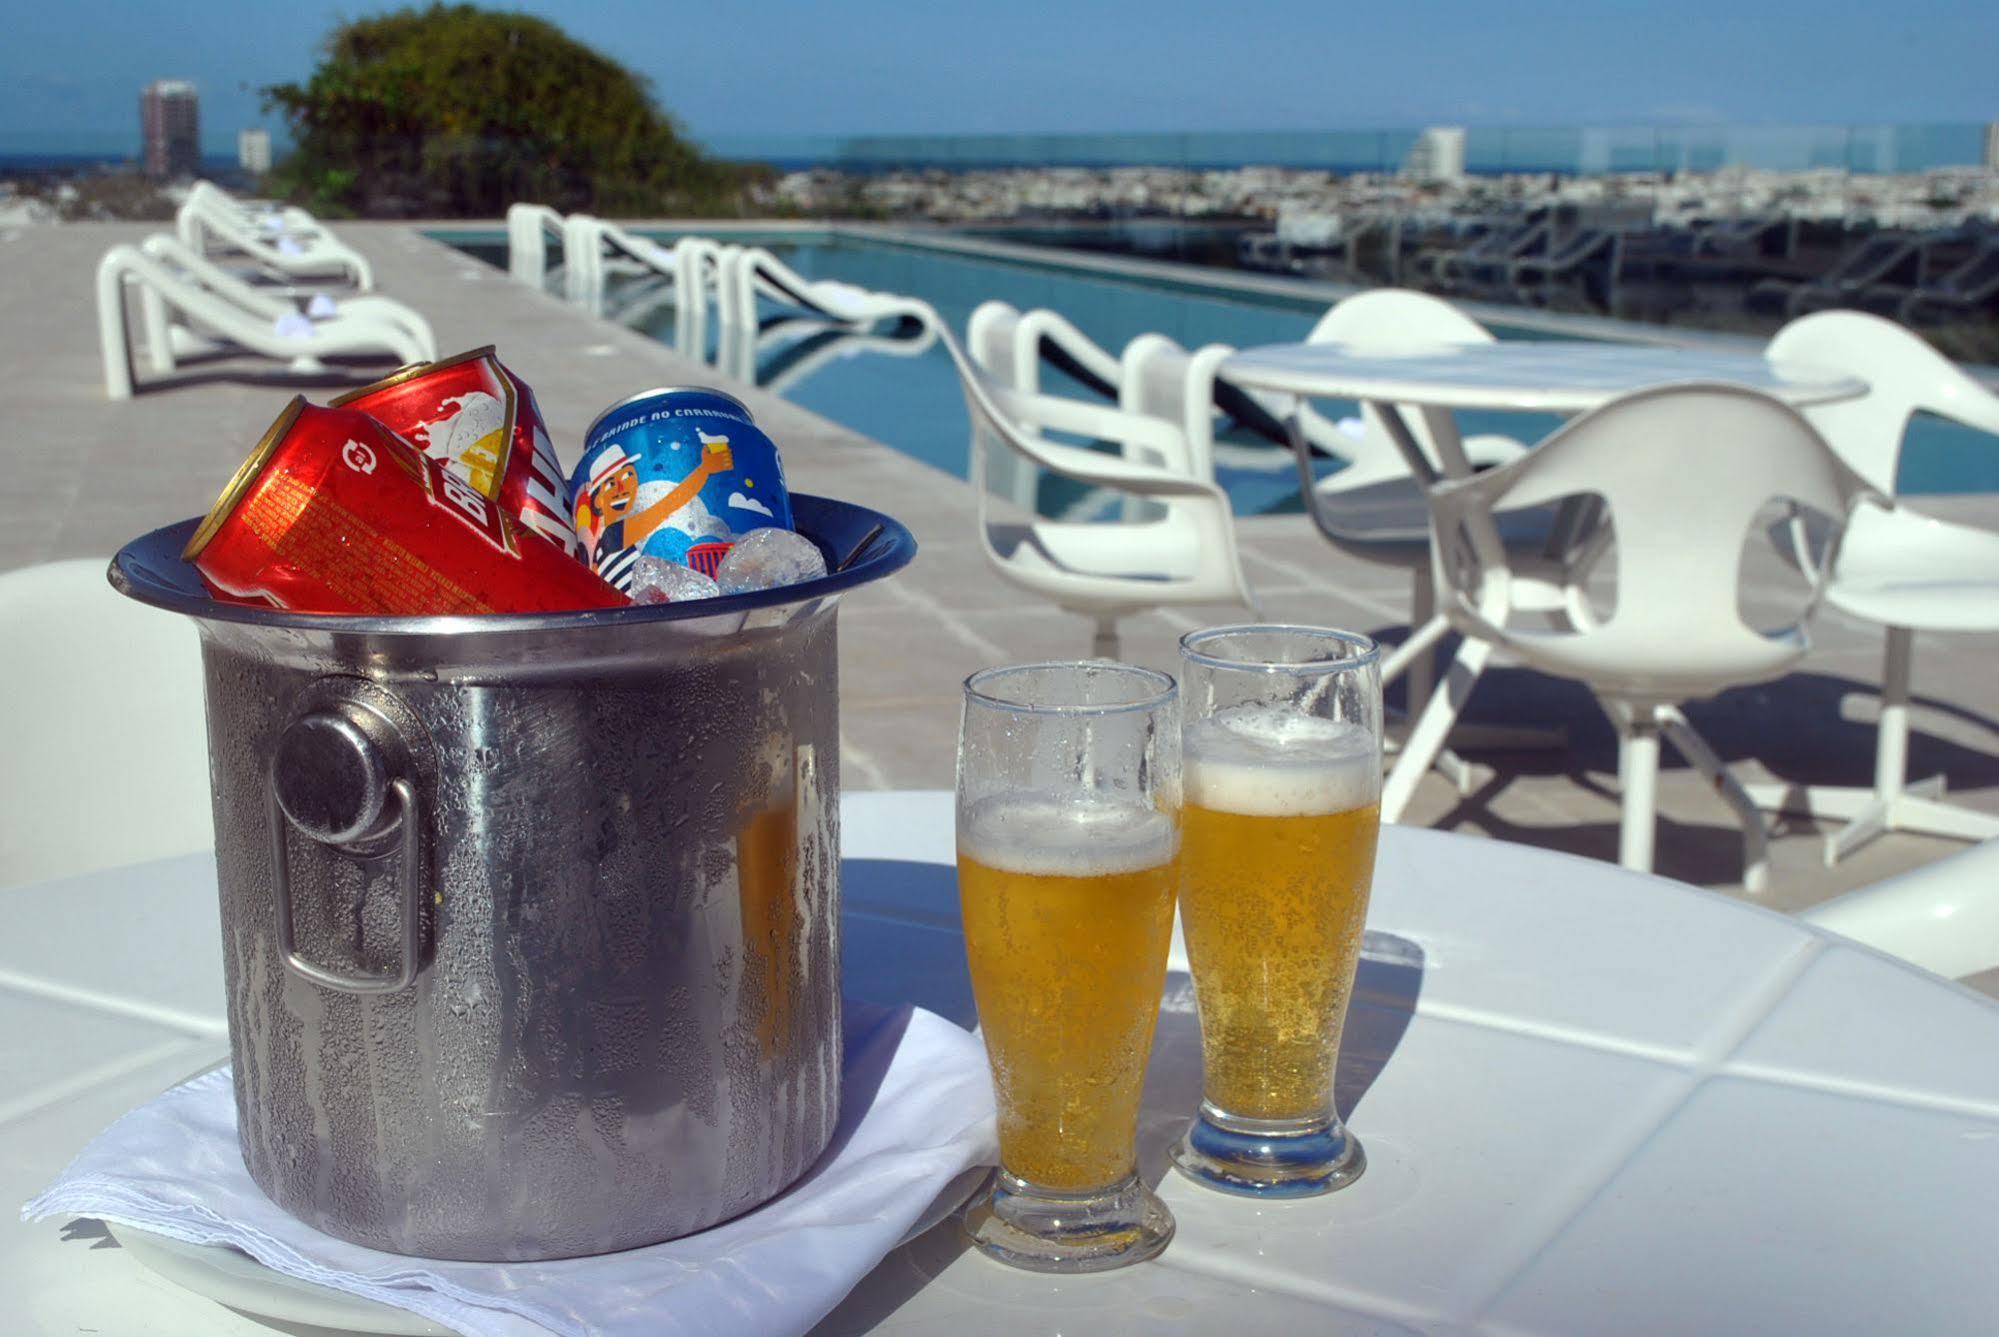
{"left": 267, "top": 702, "right": 426, "bottom": 995}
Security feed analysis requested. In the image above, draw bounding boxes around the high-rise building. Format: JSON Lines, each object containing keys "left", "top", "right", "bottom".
{"left": 1402, "top": 127, "right": 1467, "bottom": 184}
{"left": 140, "top": 80, "right": 200, "bottom": 180}
{"left": 238, "top": 128, "right": 272, "bottom": 176}
{"left": 1985, "top": 120, "right": 1999, "bottom": 172}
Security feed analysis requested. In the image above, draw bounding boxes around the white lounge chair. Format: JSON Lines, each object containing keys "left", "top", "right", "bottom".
{"left": 506, "top": 202, "right": 568, "bottom": 286}
{"left": 725, "top": 245, "right": 933, "bottom": 332}
{"left": 1400, "top": 383, "right": 1874, "bottom": 888}
{"left": 97, "top": 243, "right": 429, "bottom": 399}
{"left": 560, "top": 214, "right": 684, "bottom": 298}
{"left": 558, "top": 217, "right": 735, "bottom": 361}
{"left": 176, "top": 186, "right": 373, "bottom": 290}
{"left": 0, "top": 560, "right": 210, "bottom": 889}
{"left": 945, "top": 316, "right": 1257, "bottom": 657}
{"left": 134, "top": 233, "right": 435, "bottom": 376}
{"left": 1802, "top": 839, "right": 1999, "bottom": 979}
{"left": 1747, "top": 311, "right": 1999, "bottom": 864}
{"left": 182, "top": 180, "right": 324, "bottom": 244}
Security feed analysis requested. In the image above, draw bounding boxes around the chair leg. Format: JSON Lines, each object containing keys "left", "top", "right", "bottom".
{"left": 1378, "top": 611, "right": 1451, "bottom": 690}
{"left": 1383, "top": 635, "right": 1491, "bottom": 823}
{"left": 1617, "top": 713, "right": 1661, "bottom": 875}
{"left": 1658, "top": 705, "right": 1771, "bottom": 893}
{"left": 1091, "top": 615, "right": 1121, "bottom": 660}
{"left": 139, "top": 284, "right": 175, "bottom": 375}
{"left": 1871, "top": 625, "right": 1912, "bottom": 808}
{"left": 1402, "top": 569, "right": 1438, "bottom": 714}
{"left": 1745, "top": 627, "right": 1999, "bottom": 865}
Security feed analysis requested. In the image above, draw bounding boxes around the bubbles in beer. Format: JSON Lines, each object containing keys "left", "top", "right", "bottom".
{"left": 958, "top": 794, "right": 1177, "bottom": 878}
{"left": 1184, "top": 704, "right": 1379, "bottom": 816}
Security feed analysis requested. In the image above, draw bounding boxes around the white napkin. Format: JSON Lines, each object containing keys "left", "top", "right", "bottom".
{"left": 24, "top": 1003, "right": 996, "bottom": 1337}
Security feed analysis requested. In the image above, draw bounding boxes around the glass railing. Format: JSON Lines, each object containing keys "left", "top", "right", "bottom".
{"left": 701, "top": 122, "right": 1994, "bottom": 176}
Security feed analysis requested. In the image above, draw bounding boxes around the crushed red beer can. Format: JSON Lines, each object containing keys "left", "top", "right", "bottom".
{"left": 330, "top": 346, "right": 581, "bottom": 558}
{"left": 183, "top": 397, "right": 628, "bottom": 615}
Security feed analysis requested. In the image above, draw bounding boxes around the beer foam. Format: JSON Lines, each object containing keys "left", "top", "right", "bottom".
{"left": 1184, "top": 705, "right": 1379, "bottom": 816}
{"left": 959, "top": 794, "right": 1178, "bottom": 878}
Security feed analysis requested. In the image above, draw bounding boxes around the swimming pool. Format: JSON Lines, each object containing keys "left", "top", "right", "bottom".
{"left": 436, "top": 227, "right": 1999, "bottom": 504}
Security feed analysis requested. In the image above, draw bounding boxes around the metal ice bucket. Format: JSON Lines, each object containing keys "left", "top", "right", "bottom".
{"left": 110, "top": 496, "right": 915, "bottom": 1261}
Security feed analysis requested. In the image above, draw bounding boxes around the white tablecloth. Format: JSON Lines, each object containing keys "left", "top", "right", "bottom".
{"left": 7, "top": 791, "right": 1999, "bottom": 1336}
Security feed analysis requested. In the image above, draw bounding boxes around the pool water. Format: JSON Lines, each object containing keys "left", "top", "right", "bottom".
{"left": 438, "top": 229, "right": 1999, "bottom": 505}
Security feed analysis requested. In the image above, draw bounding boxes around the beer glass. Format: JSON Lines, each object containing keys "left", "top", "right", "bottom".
{"left": 956, "top": 661, "right": 1179, "bottom": 1273}
{"left": 1170, "top": 626, "right": 1383, "bottom": 1197}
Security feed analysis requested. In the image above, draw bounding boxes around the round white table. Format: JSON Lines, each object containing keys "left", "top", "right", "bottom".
{"left": 1219, "top": 340, "right": 1866, "bottom": 418}
{"left": 6, "top": 791, "right": 1998, "bottom": 1336}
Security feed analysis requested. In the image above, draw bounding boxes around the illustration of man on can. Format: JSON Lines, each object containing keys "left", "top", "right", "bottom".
{"left": 573, "top": 433, "right": 736, "bottom": 590}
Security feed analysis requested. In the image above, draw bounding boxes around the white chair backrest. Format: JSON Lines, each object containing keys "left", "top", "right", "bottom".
{"left": 0, "top": 560, "right": 211, "bottom": 888}
{"left": 1306, "top": 289, "right": 1497, "bottom": 473}
{"left": 951, "top": 332, "right": 1193, "bottom": 485}
{"left": 965, "top": 300, "right": 1121, "bottom": 396}
{"left": 1305, "top": 287, "right": 1495, "bottom": 348}
{"left": 1010, "top": 308, "right": 1121, "bottom": 398}
{"left": 1119, "top": 332, "right": 1233, "bottom": 479}
{"left": 1802, "top": 839, "right": 1999, "bottom": 980}
{"left": 967, "top": 300, "right": 1024, "bottom": 386}
{"left": 1768, "top": 311, "right": 1999, "bottom": 495}
{"left": 1429, "top": 383, "right": 1873, "bottom": 658}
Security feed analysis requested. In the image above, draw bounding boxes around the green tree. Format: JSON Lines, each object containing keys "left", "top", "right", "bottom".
{"left": 263, "top": 5, "right": 749, "bottom": 217}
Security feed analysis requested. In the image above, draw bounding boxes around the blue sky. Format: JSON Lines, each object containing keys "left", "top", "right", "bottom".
{"left": 3, "top": 0, "right": 1995, "bottom": 154}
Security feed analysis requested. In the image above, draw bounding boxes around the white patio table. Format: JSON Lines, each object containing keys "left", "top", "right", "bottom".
{"left": 5, "top": 790, "right": 1998, "bottom": 1336}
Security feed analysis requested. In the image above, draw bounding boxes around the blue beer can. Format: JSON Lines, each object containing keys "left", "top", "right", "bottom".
{"left": 570, "top": 386, "right": 794, "bottom": 590}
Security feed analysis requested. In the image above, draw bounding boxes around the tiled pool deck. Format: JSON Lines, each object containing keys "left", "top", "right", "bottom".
{"left": 10, "top": 220, "right": 1999, "bottom": 925}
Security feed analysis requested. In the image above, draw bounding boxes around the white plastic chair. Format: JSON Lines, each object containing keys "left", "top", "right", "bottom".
{"left": 1746, "top": 311, "right": 1999, "bottom": 865}
{"left": 943, "top": 319, "right": 1257, "bottom": 656}
{"left": 135, "top": 233, "right": 436, "bottom": 375}
{"left": 175, "top": 188, "right": 373, "bottom": 290}
{"left": 1299, "top": 289, "right": 1531, "bottom": 492}
{"left": 967, "top": 300, "right": 1126, "bottom": 400}
{"left": 1801, "top": 839, "right": 1999, "bottom": 979}
{"left": 0, "top": 560, "right": 212, "bottom": 889}
{"left": 96, "top": 244, "right": 431, "bottom": 399}
{"left": 969, "top": 301, "right": 1136, "bottom": 511}
{"left": 1400, "top": 383, "right": 1875, "bottom": 889}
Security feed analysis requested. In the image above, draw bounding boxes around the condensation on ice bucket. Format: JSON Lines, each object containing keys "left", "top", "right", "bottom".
{"left": 110, "top": 495, "right": 915, "bottom": 1261}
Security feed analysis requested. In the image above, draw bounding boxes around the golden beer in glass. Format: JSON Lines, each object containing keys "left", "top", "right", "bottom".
{"left": 956, "top": 662, "right": 1179, "bottom": 1273}
{"left": 1171, "top": 626, "right": 1383, "bottom": 1198}
{"left": 958, "top": 800, "right": 1177, "bottom": 1190}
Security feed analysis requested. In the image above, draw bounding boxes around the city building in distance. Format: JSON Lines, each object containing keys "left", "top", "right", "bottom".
{"left": 238, "top": 128, "right": 271, "bottom": 176}
{"left": 1404, "top": 127, "right": 1467, "bottom": 183}
{"left": 140, "top": 80, "right": 199, "bottom": 180}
